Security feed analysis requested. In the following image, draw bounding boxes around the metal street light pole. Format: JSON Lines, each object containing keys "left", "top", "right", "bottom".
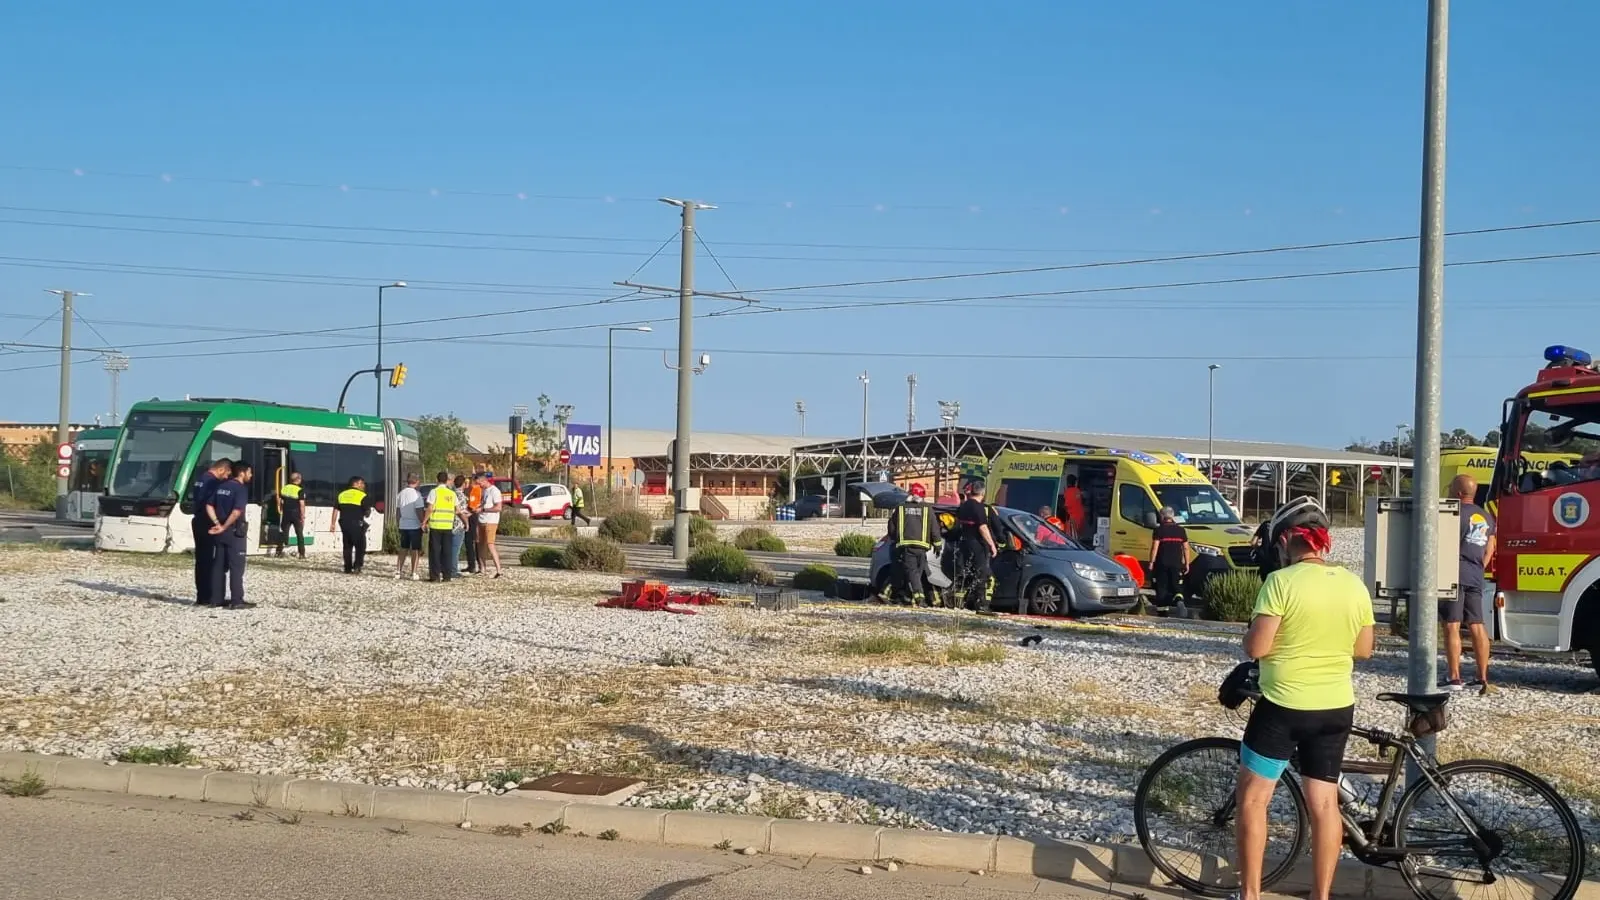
{"left": 858, "top": 371, "right": 870, "bottom": 523}
{"left": 795, "top": 400, "right": 806, "bottom": 437}
{"left": 1395, "top": 424, "right": 1408, "bottom": 498}
{"left": 376, "top": 282, "right": 406, "bottom": 420}
{"left": 661, "top": 197, "right": 715, "bottom": 561}
{"left": 1207, "top": 364, "right": 1221, "bottom": 478}
{"left": 937, "top": 399, "right": 959, "bottom": 500}
{"left": 104, "top": 353, "right": 129, "bottom": 425}
{"left": 607, "top": 325, "right": 651, "bottom": 490}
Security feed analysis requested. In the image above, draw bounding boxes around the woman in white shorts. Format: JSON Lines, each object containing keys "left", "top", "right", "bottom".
{"left": 475, "top": 472, "right": 504, "bottom": 578}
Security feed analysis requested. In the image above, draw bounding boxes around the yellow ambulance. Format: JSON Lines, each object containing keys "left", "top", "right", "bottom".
{"left": 981, "top": 449, "right": 1257, "bottom": 575}
{"left": 1438, "top": 446, "right": 1579, "bottom": 508}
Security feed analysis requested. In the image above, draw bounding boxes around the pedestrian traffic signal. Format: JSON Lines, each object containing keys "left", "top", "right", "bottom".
{"left": 1329, "top": 468, "right": 1342, "bottom": 487}
{"left": 514, "top": 433, "right": 528, "bottom": 458}
{"left": 389, "top": 363, "right": 407, "bottom": 388}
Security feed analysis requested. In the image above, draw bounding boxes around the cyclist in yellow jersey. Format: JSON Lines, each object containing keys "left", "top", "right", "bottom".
{"left": 1236, "top": 497, "right": 1375, "bottom": 900}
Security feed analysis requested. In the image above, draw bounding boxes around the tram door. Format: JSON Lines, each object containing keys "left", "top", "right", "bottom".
{"left": 261, "top": 445, "right": 287, "bottom": 550}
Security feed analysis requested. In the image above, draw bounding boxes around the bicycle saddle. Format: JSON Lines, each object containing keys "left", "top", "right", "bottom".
{"left": 1377, "top": 692, "right": 1451, "bottom": 737}
{"left": 1375, "top": 691, "right": 1449, "bottom": 713}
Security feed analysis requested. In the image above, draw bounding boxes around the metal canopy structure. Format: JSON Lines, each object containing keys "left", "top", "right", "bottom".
{"left": 788, "top": 425, "right": 1414, "bottom": 518}
{"left": 632, "top": 448, "right": 834, "bottom": 474}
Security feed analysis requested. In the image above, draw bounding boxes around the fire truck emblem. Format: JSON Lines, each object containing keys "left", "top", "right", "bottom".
{"left": 1553, "top": 492, "right": 1589, "bottom": 529}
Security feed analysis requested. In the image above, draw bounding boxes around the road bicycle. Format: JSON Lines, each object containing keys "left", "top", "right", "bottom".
{"left": 1132, "top": 665, "right": 1588, "bottom": 900}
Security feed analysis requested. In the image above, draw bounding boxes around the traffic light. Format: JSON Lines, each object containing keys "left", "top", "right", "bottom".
{"left": 1329, "top": 468, "right": 1342, "bottom": 487}
{"left": 388, "top": 363, "right": 407, "bottom": 388}
{"left": 514, "top": 433, "right": 528, "bottom": 458}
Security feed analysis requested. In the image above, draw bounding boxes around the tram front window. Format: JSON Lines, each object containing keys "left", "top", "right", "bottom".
{"left": 109, "top": 412, "right": 206, "bottom": 500}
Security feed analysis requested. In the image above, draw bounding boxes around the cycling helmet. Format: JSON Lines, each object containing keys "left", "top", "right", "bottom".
{"left": 1257, "top": 496, "right": 1332, "bottom": 577}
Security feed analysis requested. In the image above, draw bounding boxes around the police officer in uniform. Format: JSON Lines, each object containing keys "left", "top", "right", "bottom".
{"left": 955, "top": 479, "right": 999, "bottom": 614}
{"left": 205, "top": 462, "right": 255, "bottom": 610}
{"left": 275, "top": 472, "right": 306, "bottom": 558}
{"left": 190, "top": 457, "right": 233, "bottom": 606}
{"left": 336, "top": 476, "right": 373, "bottom": 574}
{"left": 888, "top": 483, "right": 936, "bottom": 606}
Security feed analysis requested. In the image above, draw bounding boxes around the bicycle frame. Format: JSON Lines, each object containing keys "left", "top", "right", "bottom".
{"left": 1331, "top": 725, "right": 1498, "bottom": 880}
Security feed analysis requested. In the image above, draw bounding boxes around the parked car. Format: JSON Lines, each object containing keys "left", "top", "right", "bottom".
{"left": 519, "top": 482, "right": 573, "bottom": 519}
{"left": 792, "top": 493, "right": 842, "bottom": 519}
{"left": 859, "top": 483, "right": 1138, "bottom": 617}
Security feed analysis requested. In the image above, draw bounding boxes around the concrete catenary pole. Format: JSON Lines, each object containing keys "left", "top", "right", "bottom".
{"left": 1408, "top": 0, "right": 1450, "bottom": 753}
{"left": 662, "top": 198, "right": 712, "bottom": 561}
{"left": 45, "top": 289, "right": 79, "bottom": 504}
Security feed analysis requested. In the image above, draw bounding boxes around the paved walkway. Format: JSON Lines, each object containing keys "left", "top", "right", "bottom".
{"left": 0, "top": 791, "right": 1126, "bottom": 899}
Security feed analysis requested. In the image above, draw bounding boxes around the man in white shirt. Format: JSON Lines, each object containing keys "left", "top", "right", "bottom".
{"left": 475, "top": 472, "right": 505, "bottom": 578}
{"left": 393, "top": 472, "right": 424, "bottom": 580}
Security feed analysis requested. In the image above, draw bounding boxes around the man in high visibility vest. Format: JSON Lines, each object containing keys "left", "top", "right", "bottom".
{"left": 275, "top": 472, "right": 306, "bottom": 558}
{"left": 888, "top": 483, "right": 936, "bottom": 607}
{"left": 422, "top": 471, "right": 462, "bottom": 582}
{"left": 571, "top": 484, "right": 590, "bottom": 525}
{"left": 336, "top": 476, "right": 373, "bottom": 574}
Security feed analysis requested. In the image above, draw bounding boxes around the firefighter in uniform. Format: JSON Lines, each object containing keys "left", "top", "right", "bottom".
{"left": 887, "top": 484, "right": 936, "bottom": 606}
{"left": 336, "top": 476, "right": 373, "bottom": 574}
{"left": 955, "top": 479, "right": 999, "bottom": 614}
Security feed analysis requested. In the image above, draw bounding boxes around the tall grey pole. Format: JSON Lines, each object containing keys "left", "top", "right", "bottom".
{"left": 376, "top": 284, "right": 384, "bottom": 420}
{"left": 906, "top": 373, "right": 917, "bottom": 433}
{"left": 1408, "top": 0, "right": 1450, "bottom": 730}
{"left": 607, "top": 329, "right": 615, "bottom": 491}
{"left": 860, "top": 372, "right": 870, "bottom": 515}
{"left": 1207, "top": 364, "right": 1220, "bottom": 478}
{"left": 56, "top": 290, "right": 74, "bottom": 500}
{"left": 671, "top": 203, "right": 697, "bottom": 561}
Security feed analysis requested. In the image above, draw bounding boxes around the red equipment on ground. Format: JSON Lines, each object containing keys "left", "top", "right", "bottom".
{"left": 596, "top": 580, "right": 725, "bottom": 614}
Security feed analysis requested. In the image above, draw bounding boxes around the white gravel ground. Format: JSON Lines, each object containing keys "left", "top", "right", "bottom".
{"left": 1, "top": 542, "right": 1589, "bottom": 864}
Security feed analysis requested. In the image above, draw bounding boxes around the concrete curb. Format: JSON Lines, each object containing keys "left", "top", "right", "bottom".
{"left": 2, "top": 752, "right": 1594, "bottom": 898}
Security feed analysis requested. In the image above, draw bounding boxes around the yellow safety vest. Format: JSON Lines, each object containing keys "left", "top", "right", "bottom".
{"left": 337, "top": 488, "right": 366, "bottom": 507}
{"left": 427, "top": 485, "right": 457, "bottom": 530}
{"left": 893, "top": 504, "right": 934, "bottom": 550}
{"left": 280, "top": 484, "right": 302, "bottom": 501}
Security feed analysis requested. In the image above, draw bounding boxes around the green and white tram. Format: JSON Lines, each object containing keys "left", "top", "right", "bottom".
{"left": 96, "top": 398, "right": 420, "bottom": 555}
{"left": 64, "top": 427, "right": 119, "bottom": 524}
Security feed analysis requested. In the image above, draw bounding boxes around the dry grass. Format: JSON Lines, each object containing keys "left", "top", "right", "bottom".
{"left": 834, "top": 633, "right": 927, "bottom": 657}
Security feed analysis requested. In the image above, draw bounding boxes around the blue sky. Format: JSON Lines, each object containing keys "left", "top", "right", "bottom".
{"left": 1, "top": 1, "right": 1597, "bottom": 449}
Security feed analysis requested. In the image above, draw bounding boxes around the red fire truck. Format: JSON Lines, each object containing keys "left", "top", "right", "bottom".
{"left": 1487, "top": 345, "right": 1600, "bottom": 679}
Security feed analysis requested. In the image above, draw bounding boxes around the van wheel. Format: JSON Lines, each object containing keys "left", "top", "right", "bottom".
{"left": 1027, "top": 578, "right": 1070, "bottom": 617}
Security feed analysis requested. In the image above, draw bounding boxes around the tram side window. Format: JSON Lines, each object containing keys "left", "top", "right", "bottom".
{"left": 183, "top": 432, "right": 251, "bottom": 508}
{"left": 287, "top": 443, "right": 384, "bottom": 507}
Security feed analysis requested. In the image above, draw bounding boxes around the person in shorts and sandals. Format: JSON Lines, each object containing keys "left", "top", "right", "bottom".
{"left": 1444, "top": 473, "right": 1496, "bottom": 694}
{"left": 475, "top": 471, "right": 505, "bottom": 578}
{"left": 1236, "top": 497, "right": 1376, "bottom": 900}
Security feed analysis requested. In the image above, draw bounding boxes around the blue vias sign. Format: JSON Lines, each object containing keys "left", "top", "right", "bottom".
{"left": 564, "top": 424, "right": 603, "bottom": 466}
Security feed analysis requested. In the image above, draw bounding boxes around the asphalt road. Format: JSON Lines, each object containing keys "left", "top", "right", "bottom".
{"left": 0, "top": 791, "right": 1116, "bottom": 900}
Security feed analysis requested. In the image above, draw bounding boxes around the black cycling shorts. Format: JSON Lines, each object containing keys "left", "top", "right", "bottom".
{"left": 1241, "top": 698, "right": 1354, "bottom": 783}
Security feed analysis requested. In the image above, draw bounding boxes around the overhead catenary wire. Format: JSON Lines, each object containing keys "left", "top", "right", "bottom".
{"left": 0, "top": 244, "right": 1592, "bottom": 373}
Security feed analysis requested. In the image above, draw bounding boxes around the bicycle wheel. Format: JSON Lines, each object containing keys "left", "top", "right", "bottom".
{"left": 1133, "top": 736, "right": 1309, "bottom": 896}
{"left": 1394, "top": 758, "right": 1588, "bottom": 900}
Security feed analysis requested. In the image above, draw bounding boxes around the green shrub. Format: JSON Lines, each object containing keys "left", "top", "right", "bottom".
{"left": 652, "top": 514, "right": 718, "bottom": 548}
{"left": 686, "top": 544, "right": 759, "bottom": 583}
{"left": 561, "top": 536, "right": 628, "bottom": 573}
{"left": 548, "top": 522, "right": 578, "bottom": 540}
{"left": 598, "top": 509, "right": 654, "bottom": 544}
{"left": 520, "top": 545, "right": 566, "bottom": 568}
{"left": 833, "top": 533, "right": 876, "bottom": 558}
{"left": 745, "top": 564, "right": 778, "bottom": 586}
{"left": 381, "top": 520, "right": 400, "bottom": 554}
{"left": 734, "top": 527, "right": 786, "bottom": 553}
{"left": 1203, "top": 570, "right": 1263, "bottom": 622}
{"left": 497, "top": 514, "right": 531, "bottom": 538}
{"left": 792, "top": 563, "right": 838, "bottom": 592}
